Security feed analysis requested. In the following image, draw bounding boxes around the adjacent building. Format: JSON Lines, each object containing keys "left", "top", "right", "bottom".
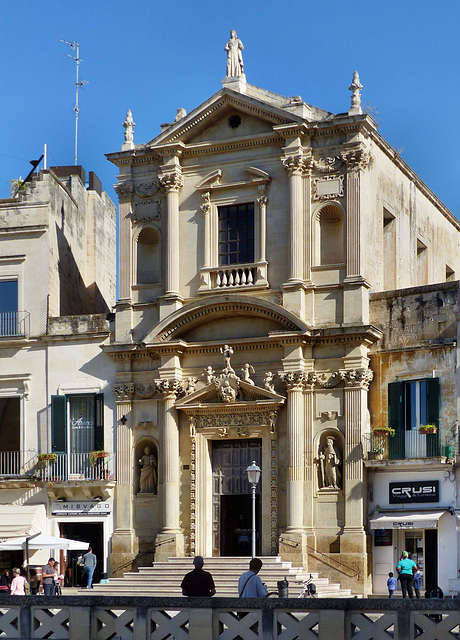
{"left": 106, "top": 35, "right": 460, "bottom": 595}
{"left": 0, "top": 166, "right": 116, "bottom": 583}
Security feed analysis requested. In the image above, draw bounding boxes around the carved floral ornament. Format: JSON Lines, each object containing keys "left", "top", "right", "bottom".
{"left": 159, "top": 172, "right": 184, "bottom": 193}
{"left": 281, "top": 154, "right": 312, "bottom": 176}
{"left": 112, "top": 379, "right": 185, "bottom": 401}
{"left": 188, "top": 410, "right": 278, "bottom": 432}
{"left": 279, "top": 368, "right": 373, "bottom": 391}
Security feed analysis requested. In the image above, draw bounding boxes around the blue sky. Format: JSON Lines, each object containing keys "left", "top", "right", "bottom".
{"left": 1, "top": 1, "right": 459, "bottom": 216}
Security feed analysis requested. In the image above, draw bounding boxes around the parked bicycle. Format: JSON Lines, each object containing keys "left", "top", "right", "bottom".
{"left": 298, "top": 574, "right": 317, "bottom": 598}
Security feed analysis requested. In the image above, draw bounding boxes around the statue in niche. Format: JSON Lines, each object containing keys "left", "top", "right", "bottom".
{"left": 225, "top": 30, "right": 244, "bottom": 77}
{"left": 138, "top": 446, "right": 157, "bottom": 494}
{"left": 319, "top": 436, "right": 342, "bottom": 490}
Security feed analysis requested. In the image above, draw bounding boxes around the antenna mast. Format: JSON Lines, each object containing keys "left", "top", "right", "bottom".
{"left": 59, "top": 40, "right": 88, "bottom": 165}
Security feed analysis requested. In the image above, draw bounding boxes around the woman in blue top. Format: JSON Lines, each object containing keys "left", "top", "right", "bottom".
{"left": 396, "top": 551, "right": 417, "bottom": 598}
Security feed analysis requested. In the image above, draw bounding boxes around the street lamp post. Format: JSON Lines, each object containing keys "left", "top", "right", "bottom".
{"left": 246, "top": 461, "right": 261, "bottom": 558}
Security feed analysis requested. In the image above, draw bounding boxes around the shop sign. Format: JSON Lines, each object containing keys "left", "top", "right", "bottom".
{"left": 51, "top": 501, "right": 111, "bottom": 515}
{"left": 389, "top": 480, "right": 439, "bottom": 504}
{"left": 374, "top": 529, "right": 392, "bottom": 546}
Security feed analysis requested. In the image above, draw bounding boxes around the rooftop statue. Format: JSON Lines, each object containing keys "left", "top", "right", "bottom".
{"left": 225, "top": 30, "right": 244, "bottom": 77}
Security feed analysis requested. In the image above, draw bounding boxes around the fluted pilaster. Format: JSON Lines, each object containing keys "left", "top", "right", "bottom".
{"left": 282, "top": 156, "right": 305, "bottom": 282}
{"left": 159, "top": 172, "right": 183, "bottom": 296}
{"left": 158, "top": 380, "right": 182, "bottom": 534}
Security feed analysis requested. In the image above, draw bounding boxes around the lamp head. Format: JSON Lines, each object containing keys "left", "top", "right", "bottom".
{"left": 246, "top": 461, "right": 261, "bottom": 486}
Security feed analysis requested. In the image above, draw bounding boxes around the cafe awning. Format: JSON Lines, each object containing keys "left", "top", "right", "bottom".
{"left": 0, "top": 504, "right": 46, "bottom": 540}
{"left": 369, "top": 511, "right": 444, "bottom": 530}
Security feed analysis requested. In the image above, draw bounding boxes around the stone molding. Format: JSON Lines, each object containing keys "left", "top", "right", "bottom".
{"left": 112, "top": 380, "right": 184, "bottom": 402}
{"left": 312, "top": 174, "right": 344, "bottom": 201}
{"left": 279, "top": 368, "right": 373, "bottom": 391}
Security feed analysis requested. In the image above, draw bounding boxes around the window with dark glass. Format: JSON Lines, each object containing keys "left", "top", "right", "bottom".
{"left": 51, "top": 394, "right": 104, "bottom": 454}
{"left": 0, "top": 280, "right": 18, "bottom": 336}
{"left": 218, "top": 203, "right": 254, "bottom": 266}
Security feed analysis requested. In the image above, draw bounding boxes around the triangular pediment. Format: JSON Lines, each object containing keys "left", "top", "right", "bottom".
{"left": 148, "top": 88, "right": 304, "bottom": 148}
{"left": 176, "top": 378, "right": 285, "bottom": 410}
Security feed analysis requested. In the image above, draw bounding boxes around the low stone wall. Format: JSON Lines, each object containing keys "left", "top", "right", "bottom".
{"left": 0, "top": 595, "right": 459, "bottom": 639}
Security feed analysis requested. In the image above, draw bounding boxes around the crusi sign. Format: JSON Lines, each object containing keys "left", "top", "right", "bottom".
{"left": 389, "top": 480, "right": 439, "bottom": 504}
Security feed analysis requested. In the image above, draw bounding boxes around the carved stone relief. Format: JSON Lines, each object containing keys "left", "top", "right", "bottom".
{"left": 313, "top": 175, "right": 344, "bottom": 201}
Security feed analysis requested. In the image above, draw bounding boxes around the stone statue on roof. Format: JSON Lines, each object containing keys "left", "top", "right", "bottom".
{"left": 225, "top": 30, "right": 244, "bottom": 77}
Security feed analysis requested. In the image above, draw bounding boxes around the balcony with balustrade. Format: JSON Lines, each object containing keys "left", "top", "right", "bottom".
{"left": 38, "top": 452, "right": 116, "bottom": 484}
{"left": 198, "top": 261, "right": 268, "bottom": 293}
{"left": 364, "top": 425, "right": 458, "bottom": 466}
{"left": 0, "top": 311, "right": 30, "bottom": 338}
{"left": 0, "top": 451, "right": 38, "bottom": 484}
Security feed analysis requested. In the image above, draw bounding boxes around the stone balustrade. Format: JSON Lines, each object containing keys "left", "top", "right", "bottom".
{"left": 0, "top": 595, "right": 458, "bottom": 639}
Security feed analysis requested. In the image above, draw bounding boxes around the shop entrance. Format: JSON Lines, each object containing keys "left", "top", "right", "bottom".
{"left": 59, "top": 522, "right": 104, "bottom": 587}
{"left": 404, "top": 529, "right": 438, "bottom": 592}
{"left": 212, "top": 439, "right": 261, "bottom": 556}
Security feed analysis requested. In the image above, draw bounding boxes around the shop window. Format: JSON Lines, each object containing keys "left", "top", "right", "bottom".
{"left": 218, "top": 203, "right": 254, "bottom": 266}
{"left": 136, "top": 227, "right": 160, "bottom": 284}
{"left": 51, "top": 394, "right": 104, "bottom": 454}
{"left": 318, "top": 204, "right": 344, "bottom": 265}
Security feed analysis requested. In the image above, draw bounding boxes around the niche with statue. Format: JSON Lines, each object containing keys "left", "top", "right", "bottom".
{"left": 135, "top": 439, "right": 158, "bottom": 495}
{"left": 316, "top": 431, "right": 343, "bottom": 491}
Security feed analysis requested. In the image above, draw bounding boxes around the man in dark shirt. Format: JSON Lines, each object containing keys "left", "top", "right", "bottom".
{"left": 42, "top": 558, "right": 56, "bottom": 596}
{"left": 181, "top": 556, "right": 216, "bottom": 597}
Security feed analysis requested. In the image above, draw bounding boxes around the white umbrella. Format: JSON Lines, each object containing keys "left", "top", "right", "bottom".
{"left": 0, "top": 533, "right": 88, "bottom": 551}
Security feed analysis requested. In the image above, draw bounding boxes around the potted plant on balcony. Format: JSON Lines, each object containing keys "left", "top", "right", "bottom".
{"left": 372, "top": 426, "right": 396, "bottom": 437}
{"left": 37, "top": 453, "right": 57, "bottom": 469}
{"left": 419, "top": 424, "right": 437, "bottom": 435}
{"left": 89, "top": 450, "right": 109, "bottom": 467}
{"left": 371, "top": 440, "right": 386, "bottom": 460}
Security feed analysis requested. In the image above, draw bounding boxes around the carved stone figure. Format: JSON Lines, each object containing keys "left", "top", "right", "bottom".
{"left": 138, "top": 446, "right": 157, "bottom": 494}
{"left": 220, "top": 344, "right": 234, "bottom": 372}
{"left": 185, "top": 377, "right": 198, "bottom": 395}
{"left": 202, "top": 366, "right": 215, "bottom": 385}
{"left": 175, "top": 108, "right": 187, "bottom": 121}
{"left": 264, "top": 372, "right": 276, "bottom": 393}
{"left": 319, "top": 437, "right": 341, "bottom": 490}
{"left": 225, "top": 30, "right": 244, "bottom": 77}
{"left": 220, "top": 380, "right": 237, "bottom": 403}
{"left": 123, "top": 109, "right": 135, "bottom": 144}
{"left": 241, "top": 363, "right": 255, "bottom": 385}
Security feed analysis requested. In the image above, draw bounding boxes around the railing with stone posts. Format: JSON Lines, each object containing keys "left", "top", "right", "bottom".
{"left": 0, "top": 595, "right": 459, "bottom": 639}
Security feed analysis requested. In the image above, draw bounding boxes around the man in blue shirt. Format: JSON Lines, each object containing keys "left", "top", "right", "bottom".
{"left": 238, "top": 558, "right": 267, "bottom": 597}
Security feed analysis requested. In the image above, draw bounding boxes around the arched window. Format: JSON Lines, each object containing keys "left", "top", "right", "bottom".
{"left": 136, "top": 227, "right": 160, "bottom": 284}
{"left": 318, "top": 204, "right": 344, "bottom": 265}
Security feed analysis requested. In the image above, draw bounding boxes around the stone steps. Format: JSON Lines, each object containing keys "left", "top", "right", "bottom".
{"left": 89, "top": 556, "right": 355, "bottom": 598}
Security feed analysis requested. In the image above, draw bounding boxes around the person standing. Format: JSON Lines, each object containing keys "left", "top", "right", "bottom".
{"left": 10, "top": 568, "right": 27, "bottom": 595}
{"left": 82, "top": 546, "right": 97, "bottom": 589}
{"left": 238, "top": 558, "right": 267, "bottom": 597}
{"left": 180, "top": 556, "right": 216, "bottom": 597}
{"left": 387, "top": 572, "right": 397, "bottom": 598}
{"left": 42, "top": 558, "right": 56, "bottom": 596}
{"left": 396, "top": 551, "right": 417, "bottom": 598}
{"left": 413, "top": 569, "right": 422, "bottom": 598}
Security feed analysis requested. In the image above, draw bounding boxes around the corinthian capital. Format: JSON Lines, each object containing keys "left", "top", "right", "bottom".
{"left": 156, "top": 378, "right": 183, "bottom": 398}
{"left": 279, "top": 371, "right": 304, "bottom": 391}
{"left": 340, "top": 368, "right": 373, "bottom": 389}
{"left": 342, "top": 147, "right": 371, "bottom": 172}
{"left": 112, "top": 383, "right": 135, "bottom": 401}
{"left": 282, "top": 154, "right": 310, "bottom": 176}
{"left": 159, "top": 172, "right": 184, "bottom": 193}
{"left": 114, "top": 181, "right": 135, "bottom": 199}
{"left": 257, "top": 195, "right": 268, "bottom": 207}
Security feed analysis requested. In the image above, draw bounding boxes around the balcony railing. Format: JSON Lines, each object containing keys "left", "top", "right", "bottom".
{"left": 39, "top": 452, "right": 116, "bottom": 482}
{"left": 0, "top": 311, "right": 30, "bottom": 337}
{"left": 0, "top": 450, "right": 37, "bottom": 477}
{"left": 198, "top": 261, "right": 268, "bottom": 292}
{"left": 365, "top": 428, "right": 458, "bottom": 460}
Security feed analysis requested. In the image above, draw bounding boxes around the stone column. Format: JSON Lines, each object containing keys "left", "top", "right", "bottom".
{"left": 257, "top": 194, "right": 267, "bottom": 263}
{"left": 280, "top": 372, "right": 305, "bottom": 532}
{"left": 110, "top": 384, "right": 136, "bottom": 575}
{"left": 201, "top": 192, "right": 211, "bottom": 269}
{"left": 114, "top": 182, "right": 134, "bottom": 342}
{"left": 342, "top": 146, "right": 371, "bottom": 324}
{"left": 282, "top": 155, "right": 305, "bottom": 283}
{"left": 155, "top": 379, "right": 184, "bottom": 559}
{"left": 159, "top": 171, "right": 183, "bottom": 298}
{"left": 303, "top": 372, "right": 315, "bottom": 541}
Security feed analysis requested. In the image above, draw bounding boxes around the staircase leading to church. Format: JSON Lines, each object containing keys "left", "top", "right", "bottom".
{"left": 89, "top": 556, "right": 356, "bottom": 598}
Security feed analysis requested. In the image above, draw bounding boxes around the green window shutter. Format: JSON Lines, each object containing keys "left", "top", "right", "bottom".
{"left": 388, "top": 382, "right": 403, "bottom": 431}
{"left": 51, "top": 395, "right": 67, "bottom": 453}
{"left": 426, "top": 378, "right": 440, "bottom": 427}
{"left": 94, "top": 393, "right": 104, "bottom": 450}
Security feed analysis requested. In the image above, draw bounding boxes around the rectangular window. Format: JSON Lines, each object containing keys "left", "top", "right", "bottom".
{"left": 51, "top": 394, "right": 104, "bottom": 454}
{"left": 218, "top": 203, "right": 254, "bottom": 266}
{"left": 0, "top": 280, "right": 18, "bottom": 336}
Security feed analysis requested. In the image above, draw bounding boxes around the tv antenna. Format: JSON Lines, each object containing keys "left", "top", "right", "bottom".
{"left": 59, "top": 39, "right": 88, "bottom": 165}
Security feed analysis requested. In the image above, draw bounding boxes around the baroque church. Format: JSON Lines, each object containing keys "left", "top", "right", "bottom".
{"left": 106, "top": 32, "right": 460, "bottom": 594}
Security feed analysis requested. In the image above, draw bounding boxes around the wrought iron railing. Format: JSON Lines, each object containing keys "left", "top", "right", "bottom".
{"left": 364, "top": 428, "right": 458, "bottom": 460}
{"left": 0, "top": 311, "right": 30, "bottom": 337}
{"left": 39, "top": 452, "right": 116, "bottom": 482}
{"left": 0, "top": 450, "right": 37, "bottom": 477}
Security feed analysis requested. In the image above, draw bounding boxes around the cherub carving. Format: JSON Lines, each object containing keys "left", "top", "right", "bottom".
{"left": 220, "top": 344, "right": 234, "bottom": 372}
{"left": 241, "top": 363, "right": 255, "bottom": 385}
{"left": 202, "top": 366, "right": 215, "bottom": 386}
{"left": 264, "top": 372, "right": 276, "bottom": 393}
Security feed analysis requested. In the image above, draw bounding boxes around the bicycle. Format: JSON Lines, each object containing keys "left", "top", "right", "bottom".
{"left": 298, "top": 574, "right": 317, "bottom": 598}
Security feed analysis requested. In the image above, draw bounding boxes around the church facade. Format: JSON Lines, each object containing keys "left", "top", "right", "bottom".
{"left": 106, "top": 35, "right": 460, "bottom": 594}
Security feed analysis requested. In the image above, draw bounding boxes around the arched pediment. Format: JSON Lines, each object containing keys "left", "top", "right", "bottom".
{"left": 142, "top": 295, "right": 309, "bottom": 343}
